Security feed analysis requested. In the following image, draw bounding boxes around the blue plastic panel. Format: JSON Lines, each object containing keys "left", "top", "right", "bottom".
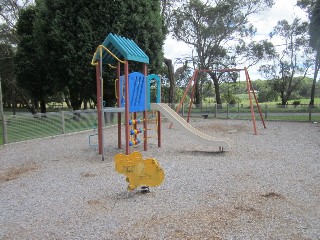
{"left": 119, "top": 72, "right": 146, "bottom": 112}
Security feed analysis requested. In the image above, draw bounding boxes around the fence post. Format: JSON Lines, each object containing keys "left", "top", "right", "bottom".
{"left": 265, "top": 105, "right": 268, "bottom": 120}
{"left": 308, "top": 105, "right": 312, "bottom": 122}
{"left": 215, "top": 103, "right": 217, "bottom": 118}
{"left": 2, "top": 115, "right": 7, "bottom": 144}
{"left": 227, "top": 103, "right": 229, "bottom": 119}
{"left": 61, "top": 111, "right": 65, "bottom": 134}
{"left": 0, "top": 77, "right": 6, "bottom": 144}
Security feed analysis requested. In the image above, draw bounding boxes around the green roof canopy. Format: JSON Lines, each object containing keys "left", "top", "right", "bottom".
{"left": 92, "top": 33, "right": 149, "bottom": 65}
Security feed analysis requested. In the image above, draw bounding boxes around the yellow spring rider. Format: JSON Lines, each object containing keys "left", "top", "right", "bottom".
{"left": 114, "top": 151, "right": 165, "bottom": 191}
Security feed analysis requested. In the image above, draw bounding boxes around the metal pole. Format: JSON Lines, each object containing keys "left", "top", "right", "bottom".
{"left": 308, "top": 105, "right": 312, "bottom": 122}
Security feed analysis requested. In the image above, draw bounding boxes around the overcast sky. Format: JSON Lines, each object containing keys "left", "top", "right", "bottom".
{"left": 163, "top": 0, "right": 308, "bottom": 80}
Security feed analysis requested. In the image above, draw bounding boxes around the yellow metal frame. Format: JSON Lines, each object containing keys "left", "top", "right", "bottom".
{"left": 91, "top": 45, "right": 126, "bottom": 66}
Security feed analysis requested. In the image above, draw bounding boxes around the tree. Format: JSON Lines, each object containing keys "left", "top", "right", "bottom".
{"left": 34, "top": 0, "right": 164, "bottom": 110}
{"left": 308, "top": 0, "right": 320, "bottom": 105}
{"left": 0, "top": 43, "right": 15, "bottom": 111}
{"left": 259, "top": 18, "right": 312, "bottom": 105}
{"left": 169, "top": 0, "right": 274, "bottom": 105}
{"left": 15, "top": 5, "right": 53, "bottom": 114}
{"left": 298, "top": 0, "right": 320, "bottom": 106}
{"left": 164, "top": 58, "right": 175, "bottom": 103}
{"left": 0, "top": 0, "right": 32, "bottom": 44}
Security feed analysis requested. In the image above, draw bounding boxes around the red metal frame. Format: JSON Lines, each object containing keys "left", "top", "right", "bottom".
{"left": 96, "top": 61, "right": 103, "bottom": 154}
{"left": 244, "top": 67, "right": 258, "bottom": 135}
{"left": 143, "top": 64, "right": 148, "bottom": 151}
{"left": 245, "top": 67, "right": 266, "bottom": 130}
{"left": 173, "top": 68, "right": 266, "bottom": 135}
{"left": 124, "top": 61, "right": 130, "bottom": 155}
{"left": 157, "top": 110, "right": 161, "bottom": 147}
{"left": 117, "top": 62, "right": 122, "bottom": 149}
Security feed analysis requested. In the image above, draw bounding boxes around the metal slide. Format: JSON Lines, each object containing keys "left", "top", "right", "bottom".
{"left": 150, "top": 103, "right": 232, "bottom": 151}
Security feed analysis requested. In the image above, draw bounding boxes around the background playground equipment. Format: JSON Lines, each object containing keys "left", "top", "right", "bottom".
{"left": 114, "top": 151, "right": 165, "bottom": 191}
{"left": 172, "top": 68, "right": 266, "bottom": 135}
{"left": 91, "top": 33, "right": 162, "bottom": 160}
{"left": 150, "top": 103, "right": 232, "bottom": 151}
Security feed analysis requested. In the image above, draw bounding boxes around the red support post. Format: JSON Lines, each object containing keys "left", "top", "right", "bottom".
{"left": 169, "top": 70, "right": 198, "bottom": 128}
{"left": 124, "top": 61, "right": 130, "bottom": 155}
{"left": 96, "top": 61, "right": 103, "bottom": 154}
{"left": 244, "top": 67, "right": 258, "bottom": 135}
{"left": 247, "top": 72, "right": 267, "bottom": 129}
{"left": 133, "top": 112, "right": 137, "bottom": 143}
{"left": 157, "top": 110, "right": 161, "bottom": 147}
{"left": 143, "top": 64, "right": 148, "bottom": 151}
{"left": 117, "top": 62, "right": 122, "bottom": 149}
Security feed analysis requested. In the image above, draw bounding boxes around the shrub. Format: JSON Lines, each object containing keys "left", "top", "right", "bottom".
{"left": 292, "top": 100, "right": 300, "bottom": 106}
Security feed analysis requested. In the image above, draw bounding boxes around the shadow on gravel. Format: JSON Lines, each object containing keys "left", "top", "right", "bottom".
{"left": 180, "top": 150, "right": 227, "bottom": 156}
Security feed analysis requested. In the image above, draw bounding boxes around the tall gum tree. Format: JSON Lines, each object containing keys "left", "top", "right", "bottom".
{"left": 259, "top": 18, "right": 312, "bottom": 105}
{"left": 169, "top": 0, "right": 274, "bottom": 104}
{"left": 307, "top": 0, "right": 320, "bottom": 105}
{"left": 297, "top": 0, "right": 320, "bottom": 106}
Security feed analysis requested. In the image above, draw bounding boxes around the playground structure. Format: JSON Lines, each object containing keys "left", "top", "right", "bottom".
{"left": 91, "top": 33, "right": 232, "bottom": 190}
{"left": 91, "top": 33, "right": 232, "bottom": 159}
{"left": 91, "top": 33, "right": 164, "bottom": 190}
{"left": 91, "top": 33, "right": 162, "bottom": 160}
{"left": 173, "top": 68, "right": 267, "bottom": 135}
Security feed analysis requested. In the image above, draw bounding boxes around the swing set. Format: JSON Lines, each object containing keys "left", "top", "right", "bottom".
{"left": 173, "top": 67, "right": 266, "bottom": 135}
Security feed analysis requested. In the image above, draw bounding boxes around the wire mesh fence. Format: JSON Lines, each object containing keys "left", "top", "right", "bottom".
{"left": 0, "top": 110, "right": 120, "bottom": 144}
{"left": 177, "top": 103, "right": 320, "bottom": 122}
{"left": 1, "top": 103, "right": 320, "bottom": 145}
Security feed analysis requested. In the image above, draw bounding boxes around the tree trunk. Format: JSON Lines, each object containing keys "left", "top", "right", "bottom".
{"left": 83, "top": 99, "right": 88, "bottom": 110}
{"left": 310, "top": 51, "right": 320, "bottom": 106}
{"left": 70, "top": 99, "right": 82, "bottom": 110}
{"left": 208, "top": 72, "right": 222, "bottom": 105}
{"left": 13, "top": 85, "right": 36, "bottom": 115}
{"left": 63, "top": 88, "right": 71, "bottom": 108}
{"left": 11, "top": 91, "right": 16, "bottom": 115}
{"left": 164, "top": 58, "right": 175, "bottom": 104}
{"left": 194, "top": 77, "right": 200, "bottom": 105}
{"left": 40, "top": 98, "right": 46, "bottom": 113}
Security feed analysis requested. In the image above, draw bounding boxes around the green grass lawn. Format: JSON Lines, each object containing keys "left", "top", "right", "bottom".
{"left": 239, "top": 97, "right": 320, "bottom": 106}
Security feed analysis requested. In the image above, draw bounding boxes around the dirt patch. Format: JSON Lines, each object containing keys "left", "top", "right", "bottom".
{"left": 260, "top": 192, "right": 285, "bottom": 199}
{"left": 0, "top": 163, "right": 39, "bottom": 183}
{"left": 87, "top": 199, "right": 101, "bottom": 205}
{"left": 81, "top": 172, "right": 96, "bottom": 178}
{"left": 197, "top": 123, "right": 250, "bottom": 133}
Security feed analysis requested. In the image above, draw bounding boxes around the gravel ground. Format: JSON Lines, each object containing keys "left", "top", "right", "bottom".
{"left": 0, "top": 118, "right": 320, "bottom": 240}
